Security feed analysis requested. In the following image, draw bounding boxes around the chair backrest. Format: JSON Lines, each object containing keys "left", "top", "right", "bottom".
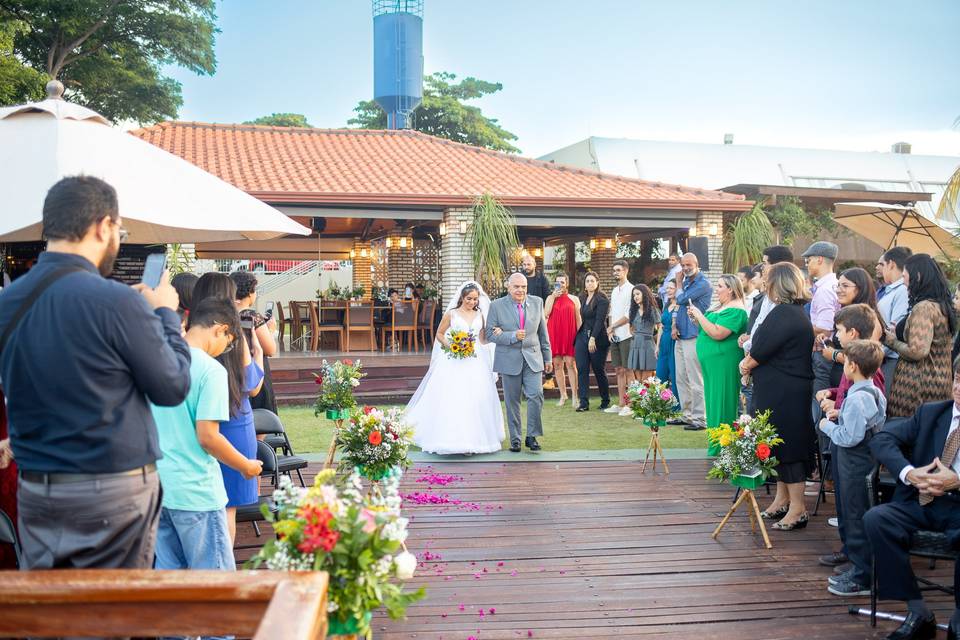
{"left": 0, "top": 508, "right": 21, "bottom": 568}
{"left": 253, "top": 408, "right": 285, "bottom": 436}
{"left": 275, "top": 301, "right": 286, "bottom": 325}
{"left": 347, "top": 303, "right": 374, "bottom": 329}
{"left": 392, "top": 300, "right": 418, "bottom": 330}
{"left": 418, "top": 299, "right": 435, "bottom": 325}
{"left": 256, "top": 440, "right": 280, "bottom": 485}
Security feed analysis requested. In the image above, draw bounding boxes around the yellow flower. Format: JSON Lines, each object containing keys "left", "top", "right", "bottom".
{"left": 718, "top": 433, "right": 733, "bottom": 447}
{"left": 273, "top": 519, "right": 300, "bottom": 538}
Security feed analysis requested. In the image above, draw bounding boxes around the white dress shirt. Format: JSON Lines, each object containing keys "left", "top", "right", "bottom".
{"left": 609, "top": 280, "right": 634, "bottom": 342}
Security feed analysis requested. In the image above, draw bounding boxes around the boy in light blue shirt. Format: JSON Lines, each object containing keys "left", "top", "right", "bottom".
{"left": 150, "top": 299, "right": 262, "bottom": 592}
{"left": 819, "top": 339, "right": 886, "bottom": 597}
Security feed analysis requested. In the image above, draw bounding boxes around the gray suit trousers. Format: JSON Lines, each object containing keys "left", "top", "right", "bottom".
{"left": 501, "top": 360, "right": 544, "bottom": 442}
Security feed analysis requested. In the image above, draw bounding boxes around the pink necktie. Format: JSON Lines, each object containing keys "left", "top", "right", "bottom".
{"left": 517, "top": 303, "right": 525, "bottom": 330}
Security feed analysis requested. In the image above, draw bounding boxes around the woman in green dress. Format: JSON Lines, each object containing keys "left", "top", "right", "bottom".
{"left": 688, "top": 275, "right": 748, "bottom": 456}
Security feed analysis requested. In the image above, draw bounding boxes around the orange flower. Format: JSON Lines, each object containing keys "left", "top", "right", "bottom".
{"left": 756, "top": 443, "right": 771, "bottom": 461}
{"left": 368, "top": 430, "right": 383, "bottom": 446}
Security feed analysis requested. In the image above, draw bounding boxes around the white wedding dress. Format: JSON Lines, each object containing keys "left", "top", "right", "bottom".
{"left": 405, "top": 308, "right": 505, "bottom": 455}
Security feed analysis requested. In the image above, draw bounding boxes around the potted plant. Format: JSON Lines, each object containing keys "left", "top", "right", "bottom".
{"left": 250, "top": 470, "right": 425, "bottom": 637}
{"left": 313, "top": 359, "right": 365, "bottom": 421}
{"left": 471, "top": 193, "right": 519, "bottom": 296}
{"left": 337, "top": 406, "right": 414, "bottom": 481}
{"left": 707, "top": 410, "right": 783, "bottom": 489}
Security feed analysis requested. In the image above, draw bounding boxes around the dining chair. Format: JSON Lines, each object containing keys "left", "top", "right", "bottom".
{"left": 288, "top": 301, "right": 312, "bottom": 351}
{"left": 274, "top": 300, "right": 289, "bottom": 351}
{"left": 309, "top": 301, "right": 344, "bottom": 351}
{"left": 345, "top": 301, "right": 376, "bottom": 351}
{"left": 380, "top": 300, "right": 419, "bottom": 352}
{"left": 417, "top": 299, "right": 437, "bottom": 350}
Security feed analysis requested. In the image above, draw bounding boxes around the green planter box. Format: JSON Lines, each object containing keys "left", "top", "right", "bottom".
{"left": 325, "top": 408, "right": 352, "bottom": 420}
{"left": 730, "top": 470, "right": 765, "bottom": 490}
{"left": 327, "top": 611, "right": 372, "bottom": 636}
{"left": 643, "top": 418, "right": 666, "bottom": 429}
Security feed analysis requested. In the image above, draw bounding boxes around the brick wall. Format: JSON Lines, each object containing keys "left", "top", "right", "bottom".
{"left": 386, "top": 229, "right": 414, "bottom": 290}
{"left": 351, "top": 239, "right": 372, "bottom": 295}
{"left": 695, "top": 210, "right": 724, "bottom": 303}
{"left": 589, "top": 235, "right": 618, "bottom": 293}
{"left": 440, "top": 207, "right": 474, "bottom": 305}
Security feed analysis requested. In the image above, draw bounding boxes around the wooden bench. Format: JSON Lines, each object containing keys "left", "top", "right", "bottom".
{"left": 0, "top": 569, "right": 328, "bottom": 639}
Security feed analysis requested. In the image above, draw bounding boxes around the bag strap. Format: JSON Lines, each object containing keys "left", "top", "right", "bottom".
{"left": 0, "top": 266, "right": 84, "bottom": 357}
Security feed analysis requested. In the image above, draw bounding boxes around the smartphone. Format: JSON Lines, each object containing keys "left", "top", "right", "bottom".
{"left": 264, "top": 301, "right": 275, "bottom": 319}
{"left": 553, "top": 282, "right": 561, "bottom": 293}
{"left": 141, "top": 253, "right": 166, "bottom": 289}
{"left": 239, "top": 318, "right": 255, "bottom": 331}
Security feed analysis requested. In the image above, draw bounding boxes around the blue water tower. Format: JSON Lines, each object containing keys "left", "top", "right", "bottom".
{"left": 373, "top": 0, "right": 424, "bottom": 130}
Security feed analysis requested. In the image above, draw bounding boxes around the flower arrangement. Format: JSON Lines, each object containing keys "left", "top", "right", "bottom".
{"left": 442, "top": 329, "right": 476, "bottom": 359}
{"left": 313, "top": 359, "right": 365, "bottom": 418}
{"left": 250, "top": 470, "right": 425, "bottom": 635}
{"left": 626, "top": 377, "right": 681, "bottom": 427}
{"left": 707, "top": 410, "right": 784, "bottom": 484}
{"left": 338, "top": 406, "right": 415, "bottom": 480}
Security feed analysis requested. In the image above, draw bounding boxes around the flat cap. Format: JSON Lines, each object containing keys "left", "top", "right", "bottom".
{"left": 801, "top": 241, "right": 838, "bottom": 260}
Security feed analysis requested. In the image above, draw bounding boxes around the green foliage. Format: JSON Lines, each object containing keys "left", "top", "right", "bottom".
{"left": 0, "top": 0, "right": 218, "bottom": 123}
{"left": 244, "top": 112, "right": 312, "bottom": 128}
{"left": 348, "top": 71, "right": 520, "bottom": 153}
{"left": 165, "top": 243, "right": 194, "bottom": 276}
{"left": 0, "top": 20, "right": 45, "bottom": 104}
{"left": 723, "top": 201, "right": 773, "bottom": 271}
{"left": 766, "top": 196, "right": 838, "bottom": 243}
{"left": 471, "top": 193, "right": 519, "bottom": 294}
{"left": 938, "top": 164, "right": 960, "bottom": 224}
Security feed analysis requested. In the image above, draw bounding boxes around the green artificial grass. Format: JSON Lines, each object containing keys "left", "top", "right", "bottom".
{"left": 279, "top": 402, "right": 709, "bottom": 454}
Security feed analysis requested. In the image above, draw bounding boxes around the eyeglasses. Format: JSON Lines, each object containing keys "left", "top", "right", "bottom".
{"left": 221, "top": 335, "right": 237, "bottom": 353}
{"left": 118, "top": 228, "right": 129, "bottom": 243}
{"left": 836, "top": 282, "right": 857, "bottom": 290}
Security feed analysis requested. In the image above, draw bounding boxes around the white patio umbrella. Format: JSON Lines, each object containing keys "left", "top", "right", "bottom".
{"left": 0, "top": 81, "right": 310, "bottom": 243}
{"left": 833, "top": 202, "right": 960, "bottom": 259}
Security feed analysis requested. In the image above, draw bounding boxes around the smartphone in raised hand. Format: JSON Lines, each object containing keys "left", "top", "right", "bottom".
{"left": 141, "top": 253, "right": 167, "bottom": 289}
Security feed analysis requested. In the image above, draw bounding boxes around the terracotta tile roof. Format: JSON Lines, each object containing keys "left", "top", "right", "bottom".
{"left": 131, "top": 122, "right": 750, "bottom": 211}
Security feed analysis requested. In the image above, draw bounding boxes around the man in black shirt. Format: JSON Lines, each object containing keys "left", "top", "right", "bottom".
{"left": 0, "top": 176, "right": 191, "bottom": 569}
{"left": 521, "top": 254, "right": 550, "bottom": 302}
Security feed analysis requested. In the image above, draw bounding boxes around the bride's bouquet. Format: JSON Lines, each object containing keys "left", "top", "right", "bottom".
{"left": 442, "top": 329, "right": 476, "bottom": 359}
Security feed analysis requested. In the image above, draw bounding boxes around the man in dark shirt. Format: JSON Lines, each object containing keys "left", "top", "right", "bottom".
{"left": 521, "top": 254, "right": 550, "bottom": 302}
{"left": 0, "top": 176, "right": 191, "bottom": 569}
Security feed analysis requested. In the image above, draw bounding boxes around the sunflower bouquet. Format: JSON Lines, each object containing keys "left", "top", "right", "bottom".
{"left": 707, "top": 410, "right": 783, "bottom": 485}
{"left": 249, "top": 469, "right": 425, "bottom": 636}
{"left": 442, "top": 329, "right": 476, "bottom": 359}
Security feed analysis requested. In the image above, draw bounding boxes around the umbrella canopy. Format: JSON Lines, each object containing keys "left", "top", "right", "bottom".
{"left": 833, "top": 202, "right": 960, "bottom": 259}
{"left": 0, "top": 82, "right": 310, "bottom": 243}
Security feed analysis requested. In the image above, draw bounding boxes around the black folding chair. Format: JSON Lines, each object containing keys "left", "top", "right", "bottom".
{"left": 0, "top": 508, "right": 21, "bottom": 568}
{"left": 813, "top": 448, "right": 833, "bottom": 515}
{"left": 253, "top": 408, "right": 308, "bottom": 487}
{"left": 234, "top": 440, "right": 280, "bottom": 550}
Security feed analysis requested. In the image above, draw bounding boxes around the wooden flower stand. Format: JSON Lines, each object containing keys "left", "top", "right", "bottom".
{"left": 711, "top": 486, "right": 772, "bottom": 549}
{"left": 323, "top": 408, "right": 350, "bottom": 470}
{"left": 641, "top": 425, "right": 669, "bottom": 474}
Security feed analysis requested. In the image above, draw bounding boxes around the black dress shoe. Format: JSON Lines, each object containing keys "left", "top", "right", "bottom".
{"left": 525, "top": 436, "right": 541, "bottom": 451}
{"left": 683, "top": 424, "right": 706, "bottom": 431}
{"left": 947, "top": 617, "right": 959, "bottom": 640}
{"left": 886, "top": 611, "right": 937, "bottom": 640}
{"left": 509, "top": 440, "right": 521, "bottom": 452}
{"left": 667, "top": 418, "right": 689, "bottom": 426}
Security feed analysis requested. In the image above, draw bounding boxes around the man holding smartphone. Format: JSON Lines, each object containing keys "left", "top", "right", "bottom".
{"left": 0, "top": 176, "right": 191, "bottom": 570}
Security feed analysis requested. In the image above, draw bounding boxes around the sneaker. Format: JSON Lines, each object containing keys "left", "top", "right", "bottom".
{"left": 833, "top": 562, "right": 853, "bottom": 575}
{"left": 603, "top": 404, "right": 620, "bottom": 414}
{"left": 818, "top": 551, "right": 848, "bottom": 567}
{"left": 618, "top": 406, "right": 633, "bottom": 417}
{"left": 828, "top": 517, "right": 839, "bottom": 528}
{"left": 828, "top": 568, "right": 854, "bottom": 586}
{"left": 827, "top": 577, "right": 870, "bottom": 597}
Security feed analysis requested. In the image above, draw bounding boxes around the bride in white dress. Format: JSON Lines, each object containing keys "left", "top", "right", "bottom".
{"left": 405, "top": 281, "right": 505, "bottom": 455}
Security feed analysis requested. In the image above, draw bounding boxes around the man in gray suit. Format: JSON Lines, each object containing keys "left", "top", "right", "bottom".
{"left": 486, "top": 272, "right": 553, "bottom": 452}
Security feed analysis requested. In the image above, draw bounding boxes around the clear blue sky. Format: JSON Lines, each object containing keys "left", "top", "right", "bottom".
{"left": 167, "top": 0, "right": 960, "bottom": 157}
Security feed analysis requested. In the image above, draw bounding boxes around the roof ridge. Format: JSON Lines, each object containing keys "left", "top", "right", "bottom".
{"left": 134, "top": 121, "right": 741, "bottom": 200}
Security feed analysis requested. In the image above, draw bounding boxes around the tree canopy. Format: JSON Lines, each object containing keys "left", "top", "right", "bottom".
{"left": 0, "top": 20, "right": 45, "bottom": 105}
{"left": 348, "top": 71, "right": 520, "bottom": 153}
{"left": 0, "top": 0, "right": 218, "bottom": 124}
{"left": 244, "top": 113, "right": 313, "bottom": 128}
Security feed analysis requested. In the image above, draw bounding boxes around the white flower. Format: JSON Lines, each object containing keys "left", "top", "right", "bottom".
{"left": 350, "top": 378, "right": 360, "bottom": 387}
{"left": 395, "top": 551, "right": 417, "bottom": 580}
{"left": 738, "top": 414, "right": 753, "bottom": 425}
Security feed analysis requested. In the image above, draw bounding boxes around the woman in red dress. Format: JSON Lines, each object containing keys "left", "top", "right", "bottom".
{"left": 545, "top": 272, "right": 582, "bottom": 407}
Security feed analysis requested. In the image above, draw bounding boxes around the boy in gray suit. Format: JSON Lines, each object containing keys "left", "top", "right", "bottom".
{"left": 487, "top": 273, "right": 553, "bottom": 451}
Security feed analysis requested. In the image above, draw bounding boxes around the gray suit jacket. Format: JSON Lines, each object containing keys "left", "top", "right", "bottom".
{"left": 486, "top": 294, "right": 552, "bottom": 375}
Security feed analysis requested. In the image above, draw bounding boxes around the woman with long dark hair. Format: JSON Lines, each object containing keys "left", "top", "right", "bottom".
{"left": 230, "top": 271, "right": 278, "bottom": 414}
{"left": 192, "top": 272, "right": 264, "bottom": 541}
{"left": 818, "top": 267, "right": 884, "bottom": 388}
{"left": 626, "top": 284, "right": 660, "bottom": 381}
{"left": 574, "top": 271, "right": 611, "bottom": 412}
{"left": 884, "top": 254, "right": 956, "bottom": 417}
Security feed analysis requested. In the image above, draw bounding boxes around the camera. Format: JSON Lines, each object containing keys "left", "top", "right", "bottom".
{"left": 239, "top": 318, "right": 255, "bottom": 331}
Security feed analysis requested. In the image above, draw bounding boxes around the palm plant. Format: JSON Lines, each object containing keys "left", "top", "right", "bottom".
{"left": 471, "top": 192, "right": 519, "bottom": 294}
{"left": 723, "top": 201, "right": 773, "bottom": 271}
{"left": 935, "top": 115, "right": 960, "bottom": 224}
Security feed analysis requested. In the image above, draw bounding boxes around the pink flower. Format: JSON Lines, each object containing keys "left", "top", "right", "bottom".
{"left": 660, "top": 389, "right": 673, "bottom": 400}
{"left": 359, "top": 508, "right": 376, "bottom": 534}
{"left": 639, "top": 388, "right": 648, "bottom": 396}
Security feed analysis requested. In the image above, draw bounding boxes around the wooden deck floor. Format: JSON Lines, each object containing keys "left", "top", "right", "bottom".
{"left": 236, "top": 460, "right": 955, "bottom": 639}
